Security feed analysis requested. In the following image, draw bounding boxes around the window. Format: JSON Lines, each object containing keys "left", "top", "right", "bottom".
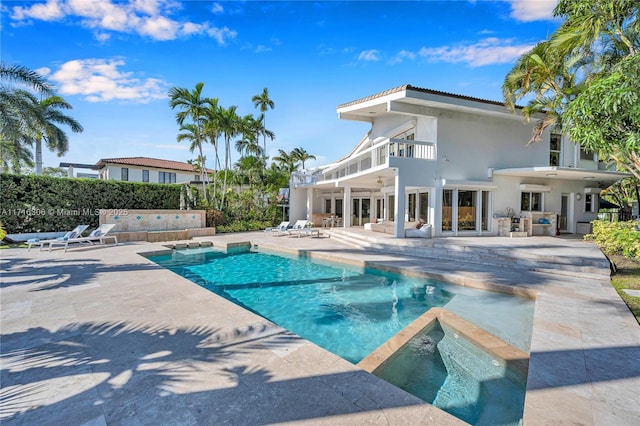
{"left": 481, "top": 191, "right": 490, "bottom": 231}
{"left": 324, "top": 199, "right": 331, "bottom": 214}
{"left": 442, "top": 190, "right": 453, "bottom": 231}
{"left": 580, "top": 147, "right": 596, "bottom": 161}
{"left": 121, "top": 168, "right": 129, "bottom": 181}
{"left": 419, "top": 192, "right": 429, "bottom": 223}
{"left": 408, "top": 193, "right": 416, "bottom": 222}
{"left": 159, "top": 171, "right": 176, "bottom": 184}
{"left": 521, "top": 192, "right": 542, "bottom": 211}
{"left": 549, "top": 133, "right": 561, "bottom": 166}
{"left": 142, "top": 170, "right": 149, "bottom": 182}
{"left": 585, "top": 194, "right": 596, "bottom": 212}
{"left": 194, "top": 174, "right": 200, "bottom": 182}
{"left": 458, "top": 190, "right": 476, "bottom": 231}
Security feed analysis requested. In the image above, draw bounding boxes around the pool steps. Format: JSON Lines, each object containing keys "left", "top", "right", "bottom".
{"left": 326, "top": 228, "right": 611, "bottom": 279}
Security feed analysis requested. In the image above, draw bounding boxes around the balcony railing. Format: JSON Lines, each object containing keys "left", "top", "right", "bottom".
{"left": 291, "top": 137, "right": 436, "bottom": 187}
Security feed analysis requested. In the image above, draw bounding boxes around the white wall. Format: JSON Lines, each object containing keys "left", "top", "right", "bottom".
{"left": 101, "top": 165, "right": 197, "bottom": 183}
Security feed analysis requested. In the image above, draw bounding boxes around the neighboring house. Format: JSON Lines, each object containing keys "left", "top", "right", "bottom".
{"left": 59, "top": 162, "right": 99, "bottom": 179}
{"left": 93, "top": 157, "right": 213, "bottom": 184}
{"left": 289, "top": 85, "right": 629, "bottom": 238}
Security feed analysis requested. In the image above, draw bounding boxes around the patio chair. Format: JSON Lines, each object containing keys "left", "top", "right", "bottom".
{"left": 27, "top": 225, "right": 89, "bottom": 251}
{"left": 47, "top": 223, "right": 118, "bottom": 252}
{"left": 405, "top": 223, "right": 432, "bottom": 238}
{"left": 286, "top": 220, "right": 319, "bottom": 238}
{"left": 265, "top": 221, "right": 289, "bottom": 236}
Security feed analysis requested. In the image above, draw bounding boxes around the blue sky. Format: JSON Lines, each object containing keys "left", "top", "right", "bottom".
{"left": 1, "top": 0, "right": 562, "bottom": 173}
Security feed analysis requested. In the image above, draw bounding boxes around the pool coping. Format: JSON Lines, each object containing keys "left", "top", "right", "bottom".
{"left": 1, "top": 232, "right": 639, "bottom": 425}
{"left": 357, "top": 307, "right": 529, "bottom": 381}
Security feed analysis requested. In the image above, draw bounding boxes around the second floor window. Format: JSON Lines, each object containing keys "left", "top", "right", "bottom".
{"left": 580, "top": 147, "right": 596, "bottom": 162}
{"left": 142, "top": 170, "right": 149, "bottom": 182}
{"left": 121, "top": 168, "right": 128, "bottom": 181}
{"left": 159, "top": 172, "right": 176, "bottom": 184}
{"left": 549, "top": 133, "right": 561, "bottom": 166}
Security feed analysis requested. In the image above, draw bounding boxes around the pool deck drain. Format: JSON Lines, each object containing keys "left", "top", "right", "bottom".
{"left": 1, "top": 232, "right": 639, "bottom": 425}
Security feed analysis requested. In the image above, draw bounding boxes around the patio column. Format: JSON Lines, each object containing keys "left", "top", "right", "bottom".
{"left": 342, "top": 185, "right": 351, "bottom": 228}
{"left": 433, "top": 177, "right": 445, "bottom": 237}
{"left": 306, "top": 188, "right": 313, "bottom": 222}
{"left": 394, "top": 173, "right": 405, "bottom": 238}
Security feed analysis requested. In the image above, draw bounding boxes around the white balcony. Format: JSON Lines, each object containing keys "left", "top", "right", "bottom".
{"left": 321, "top": 138, "right": 436, "bottom": 183}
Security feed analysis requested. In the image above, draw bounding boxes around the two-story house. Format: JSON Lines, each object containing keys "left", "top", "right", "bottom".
{"left": 93, "top": 157, "right": 213, "bottom": 184}
{"left": 289, "top": 85, "right": 628, "bottom": 238}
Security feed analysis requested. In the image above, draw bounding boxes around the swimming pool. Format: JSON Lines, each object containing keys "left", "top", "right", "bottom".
{"left": 145, "top": 247, "right": 534, "bottom": 363}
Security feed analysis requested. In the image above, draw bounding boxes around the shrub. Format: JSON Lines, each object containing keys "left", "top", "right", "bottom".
{"left": 205, "top": 209, "right": 226, "bottom": 227}
{"left": 0, "top": 174, "right": 181, "bottom": 233}
{"left": 586, "top": 220, "right": 640, "bottom": 261}
{"left": 216, "top": 220, "right": 273, "bottom": 233}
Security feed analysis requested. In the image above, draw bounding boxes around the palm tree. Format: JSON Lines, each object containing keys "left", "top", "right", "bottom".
{"left": 169, "top": 82, "right": 210, "bottom": 201}
{"left": 291, "top": 147, "right": 316, "bottom": 170}
{"left": 235, "top": 114, "right": 263, "bottom": 158}
{"left": 217, "top": 105, "right": 240, "bottom": 208}
{"left": 1, "top": 64, "right": 56, "bottom": 172}
{"left": 30, "top": 95, "right": 83, "bottom": 175}
{"left": 503, "top": 0, "right": 639, "bottom": 143}
{"left": 0, "top": 63, "right": 54, "bottom": 95}
{"left": 202, "top": 98, "right": 223, "bottom": 205}
{"left": 1, "top": 136, "right": 33, "bottom": 173}
{"left": 0, "top": 89, "right": 37, "bottom": 173}
{"left": 502, "top": 40, "right": 578, "bottom": 142}
{"left": 235, "top": 155, "right": 264, "bottom": 188}
{"left": 272, "top": 149, "right": 299, "bottom": 175}
{"left": 251, "top": 87, "right": 275, "bottom": 156}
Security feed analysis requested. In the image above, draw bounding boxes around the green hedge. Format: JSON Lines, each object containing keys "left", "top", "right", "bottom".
{"left": 0, "top": 174, "right": 181, "bottom": 233}
{"left": 586, "top": 220, "right": 640, "bottom": 261}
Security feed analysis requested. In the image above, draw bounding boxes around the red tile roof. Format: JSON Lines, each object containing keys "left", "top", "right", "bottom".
{"left": 94, "top": 157, "right": 215, "bottom": 173}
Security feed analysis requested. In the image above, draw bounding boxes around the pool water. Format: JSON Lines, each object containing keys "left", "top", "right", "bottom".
{"left": 146, "top": 248, "right": 534, "bottom": 362}
{"left": 375, "top": 322, "right": 526, "bottom": 426}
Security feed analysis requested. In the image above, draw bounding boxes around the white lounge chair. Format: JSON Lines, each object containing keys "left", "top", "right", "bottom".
{"left": 47, "top": 223, "right": 118, "bottom": 252}
{"left": 405, "top": 223, "right": 432, "bottom": 238}
{"left": 266, "top": 221, "right": 289, "bottom": 236}
{"left": 286, "top": 220, "right": 319, "bottom": 238}
{"left": 27, "top": 225, "right": 89, "bottom": 251}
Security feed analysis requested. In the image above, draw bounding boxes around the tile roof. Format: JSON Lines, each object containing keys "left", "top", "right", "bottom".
{"left": 337, "top": 84, "right": 523, "bottom": 110}
{"left": 94, "top": 157, "right": 215, "bottom": 173}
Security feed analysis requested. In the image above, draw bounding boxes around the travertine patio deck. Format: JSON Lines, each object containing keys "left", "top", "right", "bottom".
{"left": 1, "top": 231, "right": 638, "bottom": 425}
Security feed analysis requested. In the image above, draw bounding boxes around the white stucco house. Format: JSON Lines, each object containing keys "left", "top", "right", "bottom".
{"left": 288, "top": 85, "right": 628, "bottom": 238}
{"left": 93, "top": 157, "right": 212, "bottom": 184}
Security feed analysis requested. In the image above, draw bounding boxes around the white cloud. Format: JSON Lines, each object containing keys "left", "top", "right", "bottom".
{"left": 10, "top": 0, "right": 237, "bottom": 44}
{"left": 139, "top": 15, "right": 179, "bottom": 40}
{"left": 35, "top": 66, "right": 52, "bottom": 77}
{"left": 418, "top": 37, "right": 535, "bottom": 67}
{"left": 357, "top": 49, "right": 380, "bottom": 62}
{"left": 94, "top": 32, "right": 111, "bottom": 43}
{"left": 206, "top": 26, "right": 237, "bottom": 45}
{"left": 388, "top": 50, "right": 417, "bottom": 65}
{"left": 507, "top": 0, "right": 557, "bottom": 22}
{"left": 11, "top": 0, "right": 64, "bottom": 21}
{"left": 211, "top": 3, "right": 224, "bottom": 15}
{"left": 50, "top": 58, "right": 171, "bottom": 103}
{"left": 254, "top": 45, "right": 271, "bottom": 53}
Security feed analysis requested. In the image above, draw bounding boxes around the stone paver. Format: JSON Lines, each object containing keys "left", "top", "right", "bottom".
{"left": 1, "top": 231, "right": 638, "bottom": 425}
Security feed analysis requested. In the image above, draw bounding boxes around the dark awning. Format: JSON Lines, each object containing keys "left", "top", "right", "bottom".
{"left": 599, "top": 198, "right": 620, "bottom": 209}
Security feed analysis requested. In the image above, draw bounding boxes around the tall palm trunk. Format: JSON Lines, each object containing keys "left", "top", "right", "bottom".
{"left": 35, "top": 137, "right": 43, "bottom": 175}
{"left": 197, "top": 144, "right": 207, "bottom": 202}
{"left": 220, "top": 135, "right": 231, "bottom": 209}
